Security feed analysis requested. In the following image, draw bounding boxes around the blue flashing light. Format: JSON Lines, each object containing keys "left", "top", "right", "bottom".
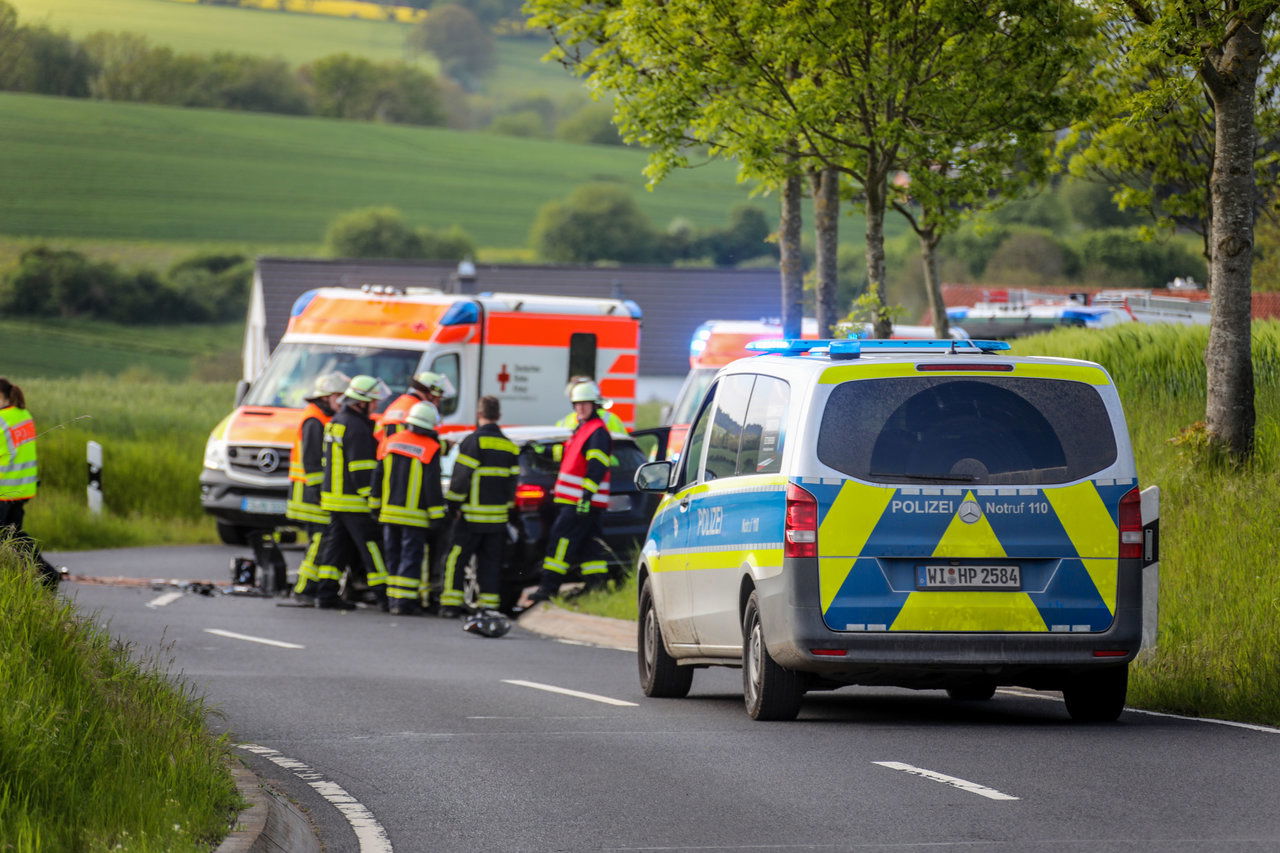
{"left": 439, "top": 301, "right": 479, "bottom": 326}
{"left": 745, "top": 338, "right": 1011, "bottom": 358}
{"left": 1061, "top": 309, "right": 1104, "bottom": 324}
{"left": 690, "top": 339, "right": 707, "bottom": 356}
{"left": 745, "top": 338, "right": 815, "bottom": 353}
{"left": 828, "top": 340, "right": 861, "bottom": 357}
{"left": 290, "top": 289, "right": 319, "bottom": 318}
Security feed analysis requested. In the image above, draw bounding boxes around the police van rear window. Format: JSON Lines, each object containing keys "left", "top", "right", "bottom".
{"left": 817, "top": 377, "right": 1117, "bottom": 486}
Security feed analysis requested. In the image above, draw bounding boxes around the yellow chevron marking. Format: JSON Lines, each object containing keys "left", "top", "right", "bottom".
{"left": 818, "top": 481, "right": 895, "bottom": 612}
{"left": 890, "top": 591, "right": 1048, "bottom": 632}
{"left": 1045, "top": 482, "right": 1118, "bottom": 614}
{"left": 932, "top": 490, "right": 1006, "bottom": 559}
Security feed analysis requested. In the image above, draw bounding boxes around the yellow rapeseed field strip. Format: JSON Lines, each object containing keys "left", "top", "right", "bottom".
{"left": 164, "top": 0, "right": 426, "bottom": 24}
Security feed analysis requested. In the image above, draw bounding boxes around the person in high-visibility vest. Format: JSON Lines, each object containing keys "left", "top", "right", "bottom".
{"left": 307, "top": 375, "right": 391, "bottom": 611}
{"left": 287, "top": 372, "right": 348, "bottom": 599}
{"left": 0, "top": 378, "right": 59, "bottom": 588}
{"left": 441, "top": 395, "right": 519, "bottom": 617}
{"left": 522, "top": 381, "right": 613, "bottom": 606}
{"left": 555, "top": 375, "right": 628, "bottom": 434}
{"left": 375, "top": 401, "right": 446, "bottom": 615}
{"left": 376, "top": 371, "right": 456, "bottom": 442}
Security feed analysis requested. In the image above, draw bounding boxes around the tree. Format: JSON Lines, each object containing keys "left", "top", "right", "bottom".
{"left": 408, "top": 4, "right": 494, "bottom": 90}
{"left": 1083, "top": 1, "right": 1280, "bottom": 460}
{"left": 529, "top": 183, "right": 656, "bottom": 263}
{"left": 325, "top": 207, "right": 426, "bottom": 258}
{"left": 556, "top": 102, "right": 621, "bottom": 145}
{"left": 301, "top": 54, "right": 444, "bottom": 125}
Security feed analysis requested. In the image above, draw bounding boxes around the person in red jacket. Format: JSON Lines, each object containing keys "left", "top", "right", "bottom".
{"left": 522, "top": 381, "right": 612, "bottom": 606}
{"left": 376, "top": 371, "right": 456, "bottom": 442}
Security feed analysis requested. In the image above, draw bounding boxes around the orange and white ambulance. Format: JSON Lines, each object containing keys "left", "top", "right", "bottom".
{"left": 200, "top": 286, "right": 641, "bottom": 543}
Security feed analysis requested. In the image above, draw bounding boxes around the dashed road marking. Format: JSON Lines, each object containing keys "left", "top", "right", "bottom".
{"left": 146, "top": 591, "right": 183, "bottom": 608}
{"left": 502, "top": 678, "right": 639, "bottom": 707}
{"left": 238, "top": 744, "right": 391, "bottom": 852}
{"left": 204, "top": 628, "right": 304, "bottom": 650}
{"left": 873, "top": 761, "right": 1019, "bottom": 801}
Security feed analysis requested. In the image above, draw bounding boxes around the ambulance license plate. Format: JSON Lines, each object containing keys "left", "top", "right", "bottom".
{"left": 241, "top": 497, "right": 286, "bottom": 515}
{"left": 917, "top": 565, "right": 1020, "bottom": 589}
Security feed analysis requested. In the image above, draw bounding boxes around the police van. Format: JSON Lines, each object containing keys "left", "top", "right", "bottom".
{"left": 633, "top": 338, "right": 1159, "bottom": 722}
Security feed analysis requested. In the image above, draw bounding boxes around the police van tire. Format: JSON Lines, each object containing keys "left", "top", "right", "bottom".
{"left": 638, "top": 580, "right": 693, "bottom": 698}
{"left": 742, "top": 592, "right": 804, "bottom": 721}
{"left": 1063, "top": 665, "right": 1128, "bottom": 722}
{"left": 216, "top": 521, "right": 250, "bottom": 546}
{"left": 946, "top": 683, "right": 996, "bottom": 702}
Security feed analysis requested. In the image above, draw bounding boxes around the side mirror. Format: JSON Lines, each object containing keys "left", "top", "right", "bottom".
{"left": 634, "top": 460, "right": 674, "bottom": 493}
{"left": 234, "top": 380, "right": 250, "bottom": 406}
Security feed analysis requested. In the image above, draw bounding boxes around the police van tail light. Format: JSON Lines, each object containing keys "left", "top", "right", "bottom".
{"left": 515, "top": 484, "right": 546, "bottom": 512}
{"left": 1119, "top": 487, "right": 1143, "bottom": 559}
{"left": 785, "top": 483, "right": 818, "bottom": 558}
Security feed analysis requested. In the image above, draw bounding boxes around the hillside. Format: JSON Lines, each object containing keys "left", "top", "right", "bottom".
{"left": 8, "top": 0, "right": 585, "bottom": 99}
{"left": 0, "top": 92, "right": 768, "bottom": 250}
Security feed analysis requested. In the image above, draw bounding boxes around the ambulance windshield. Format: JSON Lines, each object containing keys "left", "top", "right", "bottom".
{"left": 667, "top": 368, "right": 717, "bottom": 426}
{"left": 818, "top": 377, "right": 1118, "bottom": 486}
{"left": 244, "top": 342, "right": 422, "bottom": 411}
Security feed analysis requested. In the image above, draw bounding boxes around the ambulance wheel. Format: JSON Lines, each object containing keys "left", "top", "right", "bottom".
{"left": 1063, "top": 665, "right": 1128, "bottom": 722}
{"left": 946, "top": 683, "right": 996, "bottom": 701}
{"left": 743, "top": 592, "right": 804, "bottom": 721}
{"left": 638, "top": 580, "right": 692, "bottom": 698}
{"left": 216, "top": 521, "right": 250, "bottom": 546}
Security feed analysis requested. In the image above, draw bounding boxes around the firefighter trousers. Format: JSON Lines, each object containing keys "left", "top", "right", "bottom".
{"left": 292, "top": 522, "right": 326, "bottom": 595}
{"left": 382, "top": 523, "right": 428, "bottom": 602}
{"left": 312, "top": 510, "right": 387, "bottom": 604}
{"left": 441, "top": 520, "right": 505, "bottom": 610}
{"left": 537, "top": 504, "right": 606, "bottom": 595}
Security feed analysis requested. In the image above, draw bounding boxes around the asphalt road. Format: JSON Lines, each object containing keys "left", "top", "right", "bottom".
{"left": 51, "top": 545, "right": 1280, "bottom": 853}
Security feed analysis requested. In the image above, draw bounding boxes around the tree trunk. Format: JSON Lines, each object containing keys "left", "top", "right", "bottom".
{"left": 865, "top": 167, "right": 892, "bottom": 338}
{"left": 811, "top": 167, "right": 840, "bottom": 337}
{"left": 1202, "top": 24, "right": 1265, "bottom": 461}
{"left": 779, "top": 171, "right": 805, "bottom": 340}
{"left": 920, "top": 227, "right": 949, "bottom": 338}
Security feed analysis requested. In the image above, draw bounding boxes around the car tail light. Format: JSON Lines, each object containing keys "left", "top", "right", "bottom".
{"left": 1119, "top": 486, "right": 1142, "bottom": 559}
{"left": 515, "top": 484, "right": 546, "bottom": 513}
{"left": 785, "top": 483, "right": 817, "bottom": 558}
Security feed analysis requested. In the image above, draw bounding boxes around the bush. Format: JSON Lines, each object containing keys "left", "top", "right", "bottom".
{"left": 1072, "top": 228, "right": 1206, "bottom": 288}
{"left": 988, "top": 188, "right": 1071, "bottom": 231}
{"left": 302, "top": 53, "right": 446, "bottom": 126}
{"left": 698, "top": 204, "right": 773, "bottom": 267}
{"left": 489, "top": 109, "right": 548, "bottom": 138}
{"left": 419, "top": 224, "right": 476, "bottom": 261}
{"left": 556, "top": 103, "right": 622, "bottom": 146}
{"left": 982, "top": 227, "right": 1080, "bottom": 286}
{"left": 203, "top": 51, "right": 309, "bottom": 114}
{"left": 325, "top": 206, "right": 425, "bottom": 258}
{"left": 166, "top": 252, "right": 252, "bottom": 322}
{"left": 529, "top": 183, "right": 657, "bottom": 264}
{"left": 1062, "top": 177, "right": 1142, "bottom": 230}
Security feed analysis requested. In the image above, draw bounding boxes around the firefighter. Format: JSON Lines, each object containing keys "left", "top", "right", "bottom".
{"left": 0, "top": 378, "right": 60, "bottom": 588}
{"left": 522, "top": 381, "right": 613, "bottom": 606}
{"left": 440, "top": 395, "right": 519, "bottom": 617}
{"left": 310, "top": 375, "right": 391, "bottom": 611}
{"left": 376, "top": 371, "right": 456, "bottom": 442}
{"left": 555, "top": 375, "right": 628, "bottom": 434}
{"left": 287, "top": 371, "right": 348, "bottom": 601}
{"left": 376, "top": 401, "right": 446, "bottom": 615}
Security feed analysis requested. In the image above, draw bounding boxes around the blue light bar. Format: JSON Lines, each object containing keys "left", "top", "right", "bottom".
{"left": 859, "top": 339, "right": 1010, "bottom": 352}
{"left": 745, "top": 338, "right": 1011, "bottom": 357}
{"left": 745, "top": 338, "right": 818, "bottom": 353}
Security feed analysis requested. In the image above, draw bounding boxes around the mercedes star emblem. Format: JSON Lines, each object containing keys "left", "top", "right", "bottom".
{"left": 958, "top": 500, "right": 982, "bottom": 524}
{"left": 255, "top": 448, "right": 281, "bottom": 474}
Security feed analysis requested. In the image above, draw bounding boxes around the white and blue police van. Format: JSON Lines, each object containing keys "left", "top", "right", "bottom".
{"left": 633, "top": 338, "right": 1160, "bottom": 721}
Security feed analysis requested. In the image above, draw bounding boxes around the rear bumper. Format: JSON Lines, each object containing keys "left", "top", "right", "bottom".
{"left": 757, "top": 556, "right": 1144, "bottom": 689}
{"left": 199, "top": 467, "right": 288, "bottom": 529}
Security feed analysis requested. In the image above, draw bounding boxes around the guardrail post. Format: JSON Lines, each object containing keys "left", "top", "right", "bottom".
{"left": 87, "top": 440, "right": 103, "bottom": 514}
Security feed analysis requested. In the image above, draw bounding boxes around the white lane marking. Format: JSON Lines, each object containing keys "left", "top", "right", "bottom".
{"left": 555, "top": 637, "right": 634, "bottom": 652}
{"left": 204, "top": 628, "right": 304, "bottom": 650}
{"left": 238, "top": 744, "right": 392, "bottom": 852}
{"left": 502, "top": 679, "right": 639, "bottom": 707}
{"left": 146, "top": 591, "right": 183, "bottom": 608}
{"left": 874, "top": 761, "right": 1019, "bottom": 801}
{"left": 997, "top": 688, "right": 1280, "bottom": 734}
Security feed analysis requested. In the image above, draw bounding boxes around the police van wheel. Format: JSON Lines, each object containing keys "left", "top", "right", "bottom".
{"left": 1063, "top": 665, "right": 1128, "bottom": 722}
{"left": 742, "top": 592, "right": 804, "bottom": 721}
{"left": 946, "top": 683, "right": 996, "bottom": 702}
{"left": 638, "top": 580, "right": 693, "bottom": 698}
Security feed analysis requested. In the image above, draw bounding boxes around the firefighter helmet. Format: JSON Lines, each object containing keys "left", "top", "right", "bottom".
{"left": 307, "top": 371, "right": 350, "bottom": 400}
{"left": 569, "top": 380, "right": 604, "bottom": 404}
{"left": 405, "top": 401, "right": 439, "bottom": 431}
{"left": 463, "top": 610, "right": 512, "bottom": 638}
{"left": 344, "top": 375, "right": 389, "bottom": 402}
{"left": 411, "top": 371, "right": 456, "bottom": 399}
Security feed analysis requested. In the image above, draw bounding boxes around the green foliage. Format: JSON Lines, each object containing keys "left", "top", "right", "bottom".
{"left": 1061, "top": 177, "right": 1142, "bottom": 230}
{"left": 982, "top": 227, "right": 1080, "bottom": 286}
{"left": 323, "top": 206, "right": 476, "bottom": 260}
{"left": 301, "top": 53, "right": 445, "bottom": 125}
{"left": 555, "top": 102, "right": 620, "bottom": 145}
{"left": 489, "top": 108, "right": 549, "bottom": 137}
{"left": 0, "top": 544, "right": 238, "bottom": 850}
{"left": 165, "top": 251, "right": 253, "bottom": 322}
{"left": 0, "top": 7, "right": 91, "bottom": 97}
{"left": 1072, "top": 228, "right": 1206, "bottom": 288}
{"left": 698, "top": 204, "right": 774, "bottom": 267}
{"left": 529, "top": 182, "right": 656, "bottom": 263}
{"left": 987, "top": 189, "right": 1071, "bottom": 231}
{"left": 409, "top": 3, "right": 494, "bottom": 89}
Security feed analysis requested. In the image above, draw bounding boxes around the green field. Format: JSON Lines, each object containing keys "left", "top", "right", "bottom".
{"left": 0, "top": 92, "right": 764, "bottom": 249}
{"left": 8, "top": 0, "right": 586, "bottom": 98}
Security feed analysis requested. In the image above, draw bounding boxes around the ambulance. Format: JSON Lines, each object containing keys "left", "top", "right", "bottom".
{"left": 200, "top": 286, "right": 641, "bottom": 543}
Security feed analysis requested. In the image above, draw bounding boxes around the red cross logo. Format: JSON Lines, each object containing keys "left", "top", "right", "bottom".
{"left": 497, "top": 364, "right": 511, "bottom": 391}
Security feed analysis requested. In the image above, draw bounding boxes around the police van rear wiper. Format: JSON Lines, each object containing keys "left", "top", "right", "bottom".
{"left": 870, "top": 472, "right": 976, "bottom": 482}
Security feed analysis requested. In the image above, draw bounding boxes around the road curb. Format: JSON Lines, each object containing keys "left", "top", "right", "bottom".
{"left": 517, "top": 604, "right": 638, "bottom": 652}
{"left": 216, "top": 761, "right": 321, "bottom": 853}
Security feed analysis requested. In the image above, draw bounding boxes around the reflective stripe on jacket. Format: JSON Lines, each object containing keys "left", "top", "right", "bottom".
{"left": 445, "top": 424, "right": 519, "bottom": 525}
{"left": 552, "top": 417, "right": 611, "bottom": 508}
{"left": 286, "top": 403, "right": 330, "bottom": 524}
{"left": 320, "top": 404, "right": 379, "bottom": 513}
{"left": 556, "top": 409, "right": 628, "bottom": 434}
{"left": 377, "top": 430, "right": 445, "bottom": 528}
{"left": 0, "top": 406, "right": 37, "bottom": 501}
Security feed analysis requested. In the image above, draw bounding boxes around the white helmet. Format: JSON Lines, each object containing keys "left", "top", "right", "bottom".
{"left": 308, "top": 371, "right": 350, "bottom": 400}
{"left": 413, "top": 371, "right": 456, "bottom": 399}
{"left": 405, "top": 401, "right": 440, "bottom": 430}
{"left": 569, "top": 380, "right": 603, "bottom": 404}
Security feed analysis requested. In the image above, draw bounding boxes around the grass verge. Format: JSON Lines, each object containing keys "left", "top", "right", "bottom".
{"left": 567, "top": 322, "right": 1280, "bottom": 726}
{"left": 0, "top": 544, "right": 240, "bottom": 850}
